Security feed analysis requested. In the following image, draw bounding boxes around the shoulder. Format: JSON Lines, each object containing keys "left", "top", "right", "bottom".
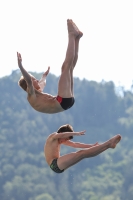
{"left": 27, "top": 89, "right": 36, "bottom": 99}
{"left": 26, "top": 82, "right": 40, "bottom": 96}
{"left": 47, "top": 132, "right": 58, "bottom": 140}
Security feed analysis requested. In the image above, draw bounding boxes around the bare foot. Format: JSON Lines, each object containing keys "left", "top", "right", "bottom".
{"left": 71, "top": 20, "right": 83, "bottom": 38}
{"left": 109, "top": 134, "right": 121, "bottom": 149}
{"left": 67, "top": 19, "right": 79, "bottom": 37}
{"left": 77, "top": 31, "right": 83, "bottom": 39}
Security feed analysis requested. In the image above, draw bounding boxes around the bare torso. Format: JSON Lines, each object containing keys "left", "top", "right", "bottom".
{"left": 44, "top": 133, "right": 61, "bottom": 165}
{"left": 27, "top": 91, "right": 64, "bottom": 113}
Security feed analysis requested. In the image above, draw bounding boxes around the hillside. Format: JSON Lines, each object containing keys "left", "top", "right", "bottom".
{"left": 0, "top": 70, "right": 133, "bottom": 200}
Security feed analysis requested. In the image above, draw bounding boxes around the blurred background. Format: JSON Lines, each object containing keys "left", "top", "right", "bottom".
{"left": 0, "top": 0, "right": 133, "bottom": 200}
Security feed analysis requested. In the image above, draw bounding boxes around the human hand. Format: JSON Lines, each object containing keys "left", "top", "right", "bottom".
{"left": 17, "top": 52, "right": 22, "bottom": 66}
{"left": 76, "top": 130, "right": 86, "bottom": 136}
{"left": 42, "top": 66, "right": 50, "bottom": 77}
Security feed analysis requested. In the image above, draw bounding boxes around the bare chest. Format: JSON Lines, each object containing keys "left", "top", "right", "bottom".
{"left": 44, "top": 141, "right": 60, "bottom": 165}
{"left": 27, "top": 93, "right": 62, "bottom": 113}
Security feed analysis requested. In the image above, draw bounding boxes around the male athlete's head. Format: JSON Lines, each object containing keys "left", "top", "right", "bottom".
{"left": 18, "top": 74, "right": 40, "bottom": 92}
{"left": 18, "top": 76, "right": 27, "bottom": 91}
{"left": 57, "top": 124, "right": 74, "bottom": 139}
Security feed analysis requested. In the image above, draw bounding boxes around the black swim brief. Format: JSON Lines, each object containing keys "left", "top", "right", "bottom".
{"left": 56, "top": 95, "right": 75, "bottom": 110}
{"left": 50, "top": 158, "right": 64, "bottom": 173}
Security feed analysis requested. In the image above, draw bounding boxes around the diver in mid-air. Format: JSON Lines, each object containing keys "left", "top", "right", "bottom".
{"left": 44, "top": 124, "right": 121, "bottom": 173}
{"left": 17, "top": 19, "right": 83, "bottom": 114}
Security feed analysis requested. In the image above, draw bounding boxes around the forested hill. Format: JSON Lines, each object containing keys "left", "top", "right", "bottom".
{"left": 0, "top": 70, "right": 133, "bottom": 200}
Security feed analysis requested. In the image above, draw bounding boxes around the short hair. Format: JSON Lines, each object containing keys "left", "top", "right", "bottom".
{"left": 18, "top": 76, "right": 27, "bottom": 91}
{"left": 57, "top": 124, "right": 74, "bottom": 139}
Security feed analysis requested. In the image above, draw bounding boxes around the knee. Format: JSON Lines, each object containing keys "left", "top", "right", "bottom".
{"left": 61, "top": 62, "right": 71, "bottom": 72}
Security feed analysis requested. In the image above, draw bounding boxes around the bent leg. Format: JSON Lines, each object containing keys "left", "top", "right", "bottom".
{"left": 57, "top": 135, "right": 121, "bottom": 170}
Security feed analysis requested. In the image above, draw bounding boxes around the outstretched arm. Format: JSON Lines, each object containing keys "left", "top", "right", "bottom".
{"left": 63, "top": 140, "right": 99, "bottom": 148}
{"left": 17, "top": 52, "right": 31, "bottom": 83}
{"left": 38, "top": 67, "right": 50, "bottom": 92}
{"left": 17, "top": 52, "right": 34, "bottom": 95}
{"left": 53, "top": 131, "right": 86, "bottom": 139}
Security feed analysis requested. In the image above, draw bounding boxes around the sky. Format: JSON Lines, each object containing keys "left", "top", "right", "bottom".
{"left": 0, "top": 0, "right": 133, "bottom": 90}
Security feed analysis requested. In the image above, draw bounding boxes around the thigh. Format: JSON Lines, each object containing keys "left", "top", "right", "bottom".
{"left": 58, "top": 70, "right": 72, "bottom": 97}
{"left": 57, "top": 151, "right": 84, "bottom": 170}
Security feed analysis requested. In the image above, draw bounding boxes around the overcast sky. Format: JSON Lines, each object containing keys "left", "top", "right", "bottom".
{"left": 0, "top": 0, "right": 133, "bottom": 90}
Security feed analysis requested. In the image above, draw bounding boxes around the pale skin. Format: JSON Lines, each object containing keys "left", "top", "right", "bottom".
{"left": 17, "top": 19, "right": 83, "bottom": 114}
{"left": 44, "top": 131, "right": 121, "bottom": 171}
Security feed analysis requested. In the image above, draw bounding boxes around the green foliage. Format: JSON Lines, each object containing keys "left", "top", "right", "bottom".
{"left": 0, "top": 71, "right": 133, "bottom": 200}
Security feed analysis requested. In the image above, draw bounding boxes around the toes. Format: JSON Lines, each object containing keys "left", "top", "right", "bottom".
{"left": 67, "top": 19, "right": 70, "bottom": 23}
